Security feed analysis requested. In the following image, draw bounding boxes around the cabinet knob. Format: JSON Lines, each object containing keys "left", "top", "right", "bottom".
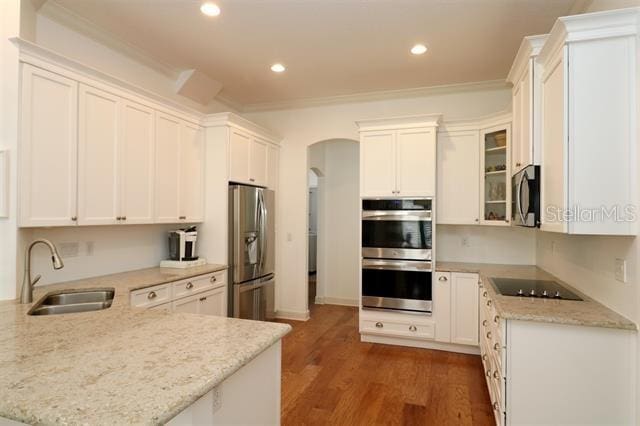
{"left": 210, "top": 276, "right": 217, "bottom": 283}
{"left": 116, "top": 216, "right": 122, "bottom": 221}
{"left": 409, "top": 325, "right": 417, "bottom": 332}
{"left": 122, "top": 216, "right": 127, "bottom": 221}
{"left": 494, "top": 343, "right": 500, "bottom": 351}
{"left": 71, "top": 216, "right": 77, "bottom": 221}
{"left": 486, "top": 331, "right": 492, "bottom": 339}
{"left": 375, "top": 322, "right": 383, "bottom": 328}
{"left": 482, "top": 354, "right": 488, "bottom": 361}
{"left": 494, "top": 315, "right": 500, "bottom": 324}
{"left": 147, "top": 291, "right": 157, "bottom": 300}
{"left": 487, "top": 300, "right": 492, "bottom": 307}
{"left": 438, "top": 276, "right": 448, "bottom": 282}
{"left": 250, "top": 178, "right": 256, "bottom": 182}
{"left": 482, "top": 320, "right": 488, "bottom": 327}
{"left": 516, "top": 162, "right": 521, "bottom": 167}
{"left": 493, "top": 402, "right": 500, "bottom": 411}
{"left": 482, "top": 291, "right": 488, "bottom": 298}
{"left": 179, "top": 216, "right": 186, "bottom": 220}
{"left": 185, "top": 282, "right": 194, "bottom": 290}
{"left": 486, "top": 370, "right": 492, "bottom": 378}
{"left": 475, "top": 218, "right": 479, "bottom": 222}
{"left": 493, "top": 371, "right": 500, "bottom": 379}
{"left": 199, "top": 297, "right": 207, "bottom": 302}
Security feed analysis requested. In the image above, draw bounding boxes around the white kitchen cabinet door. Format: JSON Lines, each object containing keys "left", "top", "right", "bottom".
{"left": 179, "top": 123, "right": 204, "bottom": 222}
{"left": 120, "top": 100, "right": 155, "bottom": 224}
{"left": 437, "top": 130, "right": 480, "bottom": 224}
{"left": 154, "top": 112, "right": 181, "bottom": 223}
{"left": 20, "top": 65, "right": 79, "bottom": 227}
{"left": 266, "top": 144, "right": 279, "bottom": 190}
{"left": 396, "top": 128, "right": 436, "bottom": 196}
{"left": 172, "top": 294, "right": 200, "bottom": 314}
{"left": 434, "top": 272, "right": 451, "bottom": 343}
{"left": 229, "top": 129, "right": 251, "bottom": 184}
{"left": 450, "top": 273, "right": 479, "bottom": 346}
{"left": 360, "top": 131, "right": 396, "bottom": 197}
{"left": 511, "top": 79, "right": 523, "bottom": 172}
{"left": 77, "top": 84, "right": 120, "bottom": 226}
{"left": 197, "top": 287, "right": 226, "bottom": 316}
{"left": 518, "top": 67, "right": 532, "bottom": 169}
{"left": 250, "top": 138, "right": 268, "bottom": 186}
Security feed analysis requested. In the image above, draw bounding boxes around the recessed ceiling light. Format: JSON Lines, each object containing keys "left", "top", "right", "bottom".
{"left": 411, "top": 44, "right": 428, "bottom": 55}
{"left": 271, "top": 63, "right": 286, "bottom": 73}
{"left": 200, "top": 2, "right": 221, "bottom": 17}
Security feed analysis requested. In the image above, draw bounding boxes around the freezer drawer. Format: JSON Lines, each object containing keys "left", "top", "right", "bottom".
{"left": 232, "top": 275, "right": 275, "bottom": 321}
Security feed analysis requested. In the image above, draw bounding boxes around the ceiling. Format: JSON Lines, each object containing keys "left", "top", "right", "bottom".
{"left": 45, "top": 0, "right": 579, "bottom": 108}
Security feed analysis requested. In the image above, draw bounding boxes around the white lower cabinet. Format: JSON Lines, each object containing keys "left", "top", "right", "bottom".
{"left": 131, "top": 270, "right": 227, "bottom": 316}
{"left": 434, "top": 271, "right": 479, "bottom": 346}
{"left": 359, "top": 309, "right": 436, "bottom": 348}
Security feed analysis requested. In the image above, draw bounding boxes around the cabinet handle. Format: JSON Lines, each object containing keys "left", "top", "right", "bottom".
{"left": 199, "top": 297, "right": 207, "bottom": 302}
{"left": 250, "top": 178, "right": 256, "bottom": 182}
{"left": 516, "top": 162, "right": 521, "bottom": 167}
{"left": 179, "top": 216, "right": 186, "bottom": 220}
{"left": 486, "top": 370, "right": 492, "bottom": 378}
{"left": 186, "top": 282, "right": 194, "bottom": 290}
{"left": 71, "top": 216, "right": 77, "bottom": 221}
{"left": 494, "top": 343, "right": 500, "bottom": 351}
{"left": 409, "top": 325, "right": 417, "bottom": 332}
{"left": 482, "top": 320, "right": 488, "bottom": 327}
{"left": 487, "top": 300, "right": 492, "bottom": 307}
{"left": 475, "top": 218, "right": 479, "bottom": 222}
{"left": 482, "top": 354, "right": 488, "bottom": 361}
{"left": 147, "top": 291, "right": 157, "bottom": 300}
{"left": 493, "top": 402, "right": 500, "bottom": 411}
{"left": 438, "top": 276, "right": 448, "bottom": 282}
{"left": 494, "top": 315, "right": 500, "bottom": 324}
{"left": 486, "top": 331, "right": 492, "bottom": 339}
{"left": 210, "top": 275, "right": 217, "bottom": 283}
{"left": 375, "top": 322, "right": 383, "bottom": 328}
{"left": 122, "top": 216, "right": 127, "bottom": 221}
{"left": 116, "top": 216, "right": 122, "bottom": 221}
{"left": 482, "top": 291, "right": 488, "bottom": 298}
{"left": 493, "top": 371, "right": 500, "bottom": 379}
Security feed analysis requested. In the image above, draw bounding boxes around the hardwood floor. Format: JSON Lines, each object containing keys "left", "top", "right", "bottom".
{"left": 277, "top": 304, "right": 494, "bottom": 425}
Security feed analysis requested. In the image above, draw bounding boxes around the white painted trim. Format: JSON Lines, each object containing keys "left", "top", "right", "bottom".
{"left": 275, "top": 309, "right": 310, "bottom": 321}
{"left": 506, "top": 34, "right": 548, "bottom": 85}
{"left": 12, "top": 38, "right": 205, "bottom": 123}
{"left": 437, "top": 110, "right": 512, "bottom": 133}
{"left": 201, "top": 112, "right": 282, "bottom": 143}
{"left": 361, "top": 334, "right": 480, "bottom": 355}
{"left": 356, "top": 113, "right": 443, "bottom": 132}
{"left": 39, "top": 1, "right": 180, "bottom": 80}
{"left": 0, "top": 149, "right": 8, "bottom": 218}
{"left": 322, "top": 297, "right": 359, "bottom": 307}
{"left": 243, "top": 79, "right": 509, "bottom": 113}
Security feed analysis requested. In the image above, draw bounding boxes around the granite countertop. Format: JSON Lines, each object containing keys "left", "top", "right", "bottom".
{"left": 0, "top": 265, "right": 291, "bottom": 425}
{"left": 436, "top": 262, "right": 636, "bottom": 331}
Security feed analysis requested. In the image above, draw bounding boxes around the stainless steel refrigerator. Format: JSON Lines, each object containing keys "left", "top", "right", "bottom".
{"left": 228, "top": 185, "right": 275, "bottom": 320}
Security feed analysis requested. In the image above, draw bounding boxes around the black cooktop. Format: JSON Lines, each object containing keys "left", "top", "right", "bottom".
{"left": 490, "top": 278, "right": 583, "bottom": 301}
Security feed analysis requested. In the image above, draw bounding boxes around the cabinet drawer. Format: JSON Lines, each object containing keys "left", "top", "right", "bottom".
{"left": 130, "top": 284, "right": 170, "bottom": 308}
{"left": 361, "top": 318, "right": 435, "bottom": 340}
{"left": 172, "top": 271, "right": 225, "bottom": 299}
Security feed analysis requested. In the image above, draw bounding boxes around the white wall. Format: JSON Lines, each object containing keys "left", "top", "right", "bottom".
{"left": 437, "top": 225, "right": 536, "bottom": 264}
{"left": 245, "top": 86, "right": 513, "bottom": 317}
{"left": 25, "top": 224, "right": 176, "bottom": 288}
{"left": 583, "top": 0, "right": 640, "bottom": 13}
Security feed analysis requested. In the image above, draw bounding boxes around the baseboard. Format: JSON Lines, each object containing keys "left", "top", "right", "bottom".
{"left": 361, "top": 333, "right": 480, "bottom": 355}
{"left": 322, "top": 297, "right": 359, "bottom": 307}
{"left": 314, "top": 296, "right": 325, "bottom": 305}
{"left": 275, "top": 309, "right": 310, "bottom": 321}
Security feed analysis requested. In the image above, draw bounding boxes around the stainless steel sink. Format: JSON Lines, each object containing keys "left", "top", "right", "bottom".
{"left": 28, "top": 288, "right": 115, "bottom": 316}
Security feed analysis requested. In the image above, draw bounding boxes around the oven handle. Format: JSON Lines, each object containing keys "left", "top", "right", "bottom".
{"left": 517, "top": 171, "right": 527, "bottom": 224}
{"left": 362, "top": 259, "right": 432, "bottom": 272}
{"left": 362, "top": 210, "right": 432, "bottom": 221}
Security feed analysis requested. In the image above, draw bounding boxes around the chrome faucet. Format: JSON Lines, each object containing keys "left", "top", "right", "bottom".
{"left": 20, "top": 239, "right": 64, "bottom": 304}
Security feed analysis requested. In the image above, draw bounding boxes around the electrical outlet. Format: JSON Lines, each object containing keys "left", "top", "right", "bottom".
{"left": 615, "top": 258, "right": 627, "bottom": 283}
{"left": 59, "top": 242, "right": 79, "bottom": 258}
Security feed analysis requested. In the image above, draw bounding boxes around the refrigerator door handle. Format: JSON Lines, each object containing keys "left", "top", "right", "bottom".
{"left": 258, "top": 190, "right": 267, "bottom": 273}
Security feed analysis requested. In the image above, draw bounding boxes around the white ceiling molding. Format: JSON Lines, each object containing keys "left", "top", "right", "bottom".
{"left": 506, "top": 34, "right": 548, "bottom": 85}
{"left": 174, "top": 69, "right": 223, "bottom": 106}
{"left": 39, "top": 1, "right": 180, "bottom": 80}
{"left": 356, "top": 113, "right": 443, "bottom": 132}
{"left": 202, "top": 112, "right": 282, "bottom": 144}
{"left": 241, "top": 79, "right": 510, "bottom": 113}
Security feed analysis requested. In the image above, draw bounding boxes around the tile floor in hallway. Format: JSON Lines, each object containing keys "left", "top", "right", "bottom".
{"left": 277, "top": 304, "right": 494, "bottom": 425}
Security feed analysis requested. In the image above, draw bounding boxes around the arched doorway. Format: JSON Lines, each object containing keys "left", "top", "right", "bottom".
{"left": 306, "top": 138, "right": 359, "bottom": 316}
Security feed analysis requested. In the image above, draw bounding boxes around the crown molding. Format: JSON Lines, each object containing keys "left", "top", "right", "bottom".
{"left": 506, "top": 34, "right": 548, "bottom": 85}
{"left": 39, "top": 1, "right": 180, "bottom": 80}
{"left": 202, "top": 112, "right": 282, "bottom": 143}
{"left": 242, "top": 79, "right": 509, "bottom": 113}
{"left": 438, "top": 109, "right": 512, "bottom": 133}
{"left": 356, "top": 113, "right": 443, "bottom": 132}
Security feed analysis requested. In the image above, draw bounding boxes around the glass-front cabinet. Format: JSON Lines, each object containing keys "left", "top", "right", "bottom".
{"left": 480, "top": 124, "right": 511, "bottom": 225}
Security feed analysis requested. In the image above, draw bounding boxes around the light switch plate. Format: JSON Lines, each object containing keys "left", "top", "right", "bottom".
{"left": 615, "top": 258, "right": 627, "bottom": 283}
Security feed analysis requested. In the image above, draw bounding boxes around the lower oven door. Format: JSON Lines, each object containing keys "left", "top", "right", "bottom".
{"left": 361, "top": 259, "right": 432, "bottom": 314}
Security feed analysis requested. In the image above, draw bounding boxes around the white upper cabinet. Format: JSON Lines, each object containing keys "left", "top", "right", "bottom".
{"left": 437, "top": 129, "right": 480, "bottom": 224}
{"left": 154, "top": 112, "right": 182, "bottom": 223}
{"left": 78, "top": 84, "right": 120, "bottom": 226}
{"left": 228, "top": 127, "right": 274, "bottom": 188}
{"left": 507, "top": 35, "right": 547, "bottom": 174}
{"left": 358, "top": 115, "right": 441, "bottom": 198}
{"left": 19, "top": 64, "right": 78, "bottom": 227}
{"left": 179, "top": 122, "right": 204, "bottom": 222}
{"left": 120, "top": 100, "right": 155, "bottom": 224}
{"left": 480, "top": 121, "right": 511, "bottom": 226}
{"left": 538, "top": 9, "right": 638, "bottom": 235}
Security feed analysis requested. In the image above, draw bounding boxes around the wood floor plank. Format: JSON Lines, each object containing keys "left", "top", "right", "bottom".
{"left": 277, "top": 305, "right": 494, "bottom": 425}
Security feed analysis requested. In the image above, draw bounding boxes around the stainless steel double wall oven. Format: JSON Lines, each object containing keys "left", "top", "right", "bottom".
{"left": 361, "top": 198, "right": 433, "bottom": 314}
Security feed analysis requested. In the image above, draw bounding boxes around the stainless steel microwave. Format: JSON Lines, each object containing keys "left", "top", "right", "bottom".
{"left": 512, "top": 165, "right": 540, "bottom": 228}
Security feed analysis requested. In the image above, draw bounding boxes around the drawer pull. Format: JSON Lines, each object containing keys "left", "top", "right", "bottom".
{"left": 486, "top": 370, "right": 492, "bottom": 378}
{"left": 493, "top": 402, "right": 500, "bottom": 411}
{"left": 494, "top": 343, "right": 500, "bottom": 351}
{"left": 147, "top": 291, "right": 157, "bottom": 300}
{"left": 210, "top": 275, "right": 217, "bottom": 283}
{"left": 71, "top": 216, "right": 77, "bottom": 221}
{"left": 409, "top": 325, "right": 417, "bottom": 332}
{"left": 494, "top": 315, "right": 500, "bottom": 324}
{"left": 482, "top": 291, "right": 488, "bottom": 297}
{"left": 487, "top": 300, "right": 492, "bottom": 307}
{"left": 482, "top": 320, "right": 488, "bottom": 327}
{"left": 482, "top": 354, "right": 488, "bottom": 361}
{"left": 375, "top": 322, "right": 383, "bottom": 328}
{"left": 199, "top": 297, "right": 207, "bottom": 302}
{"left": 493, "top": 371, "right": 500, "bottom": 379}
{"left": 185, "top": 282, "right": 194, "bottom": 290}
{"left": 486, "top": 331, "right": 492, "bottom": 339}
{"left": 438, "top": 276, "right": 448, "bottom": 282}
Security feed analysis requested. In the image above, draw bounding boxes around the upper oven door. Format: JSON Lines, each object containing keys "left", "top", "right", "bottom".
{"left": 362, "top": 211, "right": 432, "bottom": 260}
